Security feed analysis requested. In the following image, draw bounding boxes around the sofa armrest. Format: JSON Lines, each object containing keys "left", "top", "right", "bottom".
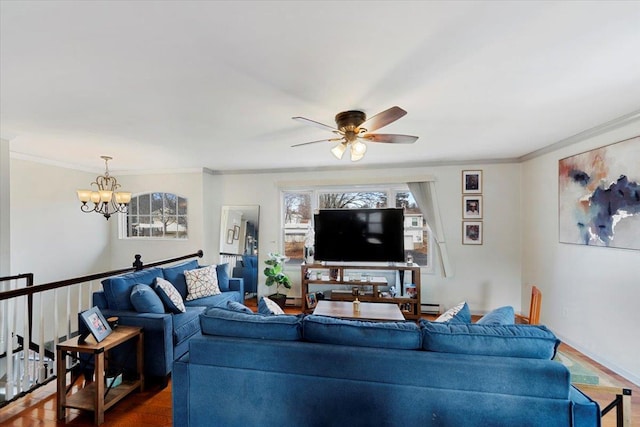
{"left": 97, "top": 309, "right": 174, "bottom": 378}
{"left": 92, "top": 291, "right": 109, "bottom": 309}
{"left": 229, "top": 277, "right": 244, "bottom": 296}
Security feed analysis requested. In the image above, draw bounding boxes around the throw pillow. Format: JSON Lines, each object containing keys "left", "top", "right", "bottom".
{"left": 130, "top": 284, "right": 165, "bottom": 314}
{"left": 258, "top": 296, "right": 285, "bottom": 315}
{"left": 476, "top": 306, "right": 515, "bottom": 325}
{"left": 216, "top": 263, "right": 230, "bottom": 292}
{"left": 227, "top": 300, "right": 254, "bottom": 315}
{"left": 435, "top": 301, "right": 471, "bottom": 323}
{"left": 154, "top": 277, "right": 186, "bottom": 313}
{"left": 184, "top": 265, "right": 221, "bottom": 301}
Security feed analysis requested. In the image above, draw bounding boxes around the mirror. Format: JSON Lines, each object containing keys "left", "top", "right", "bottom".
{"left": 219, "top": 205, "right": 259, "bottom": 297}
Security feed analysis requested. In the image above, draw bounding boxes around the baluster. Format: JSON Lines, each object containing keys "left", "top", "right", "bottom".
{"left": 38, "top": 291, "right": 46, "bottom": 383}
{"left": 21, "top": 293, "right": 30, "bottom": 391}
{"left": 53, "top": 289, "right": 59, "bottom": 376}
{"left": 5, "top": 280, "right": 15, "bottom": 399}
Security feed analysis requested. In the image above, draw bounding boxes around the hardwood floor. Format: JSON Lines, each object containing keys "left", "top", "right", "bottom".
{"left": 1, "top": 303, "right": 637, "bottom": 427}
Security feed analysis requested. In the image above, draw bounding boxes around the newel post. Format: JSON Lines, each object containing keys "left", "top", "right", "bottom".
{"left": 133, "top": 254, "right": 143, "bottom": 271}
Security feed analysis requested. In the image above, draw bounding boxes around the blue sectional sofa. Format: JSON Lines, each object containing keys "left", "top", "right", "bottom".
{"left": 91, "top": 260, "right": 244, "bottom": 379}
{"left": 173, "top": 307, "right": 600, "bottom": 427}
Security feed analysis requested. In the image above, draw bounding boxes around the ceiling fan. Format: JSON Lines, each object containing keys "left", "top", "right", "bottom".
{"left": 291, "top": 106, "right": 418, "bottom": 162}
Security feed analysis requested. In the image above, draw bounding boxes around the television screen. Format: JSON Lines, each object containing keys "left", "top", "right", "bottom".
{"left": 313, "top": 208, "right": 405, "bottom": 262}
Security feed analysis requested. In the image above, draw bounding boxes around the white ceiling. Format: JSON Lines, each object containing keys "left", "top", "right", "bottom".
{"left": 1, "top": 1, "right": 639, "bottom": 173}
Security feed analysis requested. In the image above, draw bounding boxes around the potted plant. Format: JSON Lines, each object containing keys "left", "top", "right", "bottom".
{"left": 263, "top": 252, "right": 292, "bottom": 309}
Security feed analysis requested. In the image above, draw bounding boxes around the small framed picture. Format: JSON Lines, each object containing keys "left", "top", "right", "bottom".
{"left": 462, "top": 221, "right": 483, "bottom": 245}
{"left": 226, "top": 228, "right": 234, "bottom": 244}
{"left": 305, "top": 292, "right": 318, "bottom": 309}
{"left": 462, "top": 170, "right": 482, "bottom": 194}
{"left": 462, "top": 195, "right": 483, "bottom": 219}
{"left": 80, "top": 306, "right": 112, "bottom": 342}
{"left": 233, "top": 225, "right": 240, "bottom": 240}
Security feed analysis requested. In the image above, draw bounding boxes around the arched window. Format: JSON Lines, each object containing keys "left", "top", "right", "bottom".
{"left": 123, "top": 192, "right": 188, "bottom": 239}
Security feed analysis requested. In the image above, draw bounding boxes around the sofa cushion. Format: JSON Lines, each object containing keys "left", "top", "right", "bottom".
{"left": 101, "top": 268, "right": 164, "bottom": 310}
{"left": 216, "top": 264, "right": 230, "bottom": 292}
{"left": 258, "top": 296, "right": 285, "bottom": 315}
{"left": 421, "top": 322, "right": 560, "bottom": 359}
{"left": 130, "top": 284, "right": 165, "bottom": 313}
{"left": 227, "top": 300, "right": 254, "bottom": 314}
{"left": 476, "top": 306, "right": 515, "bottom": 325}
{"left": 162, "top": 260, "right": 200, "bottom": 300}
{"left": 173, "top": 307, "right": 205, "bottom": 345}
{"left": 154, "top": 277, "right": 186, "bottom": 313}
{"left": 184, "top": 291, "right": 242, "bottom": 308}
{"left": 303, "top": 315, "right": 421, "bottom": 350}
{"left": 185, "top": 265, "right": 221, "bottom": 301}
{"left": 435, "top": 301, "right": 471, "bottom": 323}
{"left": 200, "top": 307, "right": 302, "bottom": 341}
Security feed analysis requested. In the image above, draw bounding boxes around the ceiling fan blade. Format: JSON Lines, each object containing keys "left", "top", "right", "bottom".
{"left": 291, "top": 137, "right": 344, "bottom": 148}
{"left": 360, "top": 133, "right": 419, "bottom": 144}
{"left": 292, "top": 116, "right": 339, "bottom": 132}
{"left": 359, "top": 106, "right": 407, "bottom": 133}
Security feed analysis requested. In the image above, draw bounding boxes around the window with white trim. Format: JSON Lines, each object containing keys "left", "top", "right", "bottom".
{"left": 282, "top": 186, "right": 430, "bottom": 268}
{"left": 123, "top": 192, "right": 188, "bottom": 239}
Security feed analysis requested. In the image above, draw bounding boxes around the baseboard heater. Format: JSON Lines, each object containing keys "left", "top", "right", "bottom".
{"left": 421, "top": 303, "right": 440, "bottom": 315}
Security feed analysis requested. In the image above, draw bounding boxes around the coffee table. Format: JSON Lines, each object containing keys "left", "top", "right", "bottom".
{"left": 313, "top": 300, "right": 405, "bottom": 321}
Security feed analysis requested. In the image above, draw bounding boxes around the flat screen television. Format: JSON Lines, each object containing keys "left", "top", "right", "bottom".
{"left": 313, "top": 208, "right": 405, "bottom": 262}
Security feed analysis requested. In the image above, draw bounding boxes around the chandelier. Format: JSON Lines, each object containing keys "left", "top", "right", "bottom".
{"left": 76, "top": 156, "right": 131, "bottom": 220}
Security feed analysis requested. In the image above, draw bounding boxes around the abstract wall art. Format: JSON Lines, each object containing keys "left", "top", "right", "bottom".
{"left": 559, "top": 136, "right": 640, "bottom": 250}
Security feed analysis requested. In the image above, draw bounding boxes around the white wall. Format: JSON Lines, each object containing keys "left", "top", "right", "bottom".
{"left": 0, "top": 139, "right": 10, "bottom": 276}
{"left": 10, "top": 158, "right": 111, "bottom": 281}
{"left": 218, "top": 163, "right": 522, "bottom": 314}
{"left": 522, "top": 120, "right": 640, "bottom": 385}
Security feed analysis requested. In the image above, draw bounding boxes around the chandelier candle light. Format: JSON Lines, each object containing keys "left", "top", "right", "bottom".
{"left": 76, "top": 156, "right": 131, "bottom": 220}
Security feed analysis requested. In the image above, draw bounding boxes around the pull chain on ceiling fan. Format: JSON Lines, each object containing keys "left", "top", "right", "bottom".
{"left": 291, "top": 106, "right": 418, "bottom": 161}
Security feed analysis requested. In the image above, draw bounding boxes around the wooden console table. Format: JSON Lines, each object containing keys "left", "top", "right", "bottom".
{"left": 301, "top": 262, "right": 421, "bottom": 319}
{"left": 56, "top": 325, "right": 144, "bottom": 425}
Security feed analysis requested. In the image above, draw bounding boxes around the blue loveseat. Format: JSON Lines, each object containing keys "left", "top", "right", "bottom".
{"left": 92, "top": 259, "right": 244, "bottom": 379}
{"left": 173, "top": 307, "right": 600, "bottom": 427}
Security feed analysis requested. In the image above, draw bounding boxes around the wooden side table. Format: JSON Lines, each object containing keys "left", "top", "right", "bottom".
{"left": 56, "top": 325, "right": 144, "bottom": 425}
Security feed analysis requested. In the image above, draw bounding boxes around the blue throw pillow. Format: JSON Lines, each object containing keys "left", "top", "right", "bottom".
{"left": 216, "top": 264, "right": 230, "bottom": 292}
{"left": 227, "top": 300, "right": 254, "bottom": 314}
{"left": 154, "top": 277, "right": 186, "bottom": 313}
{"left": 130, "top": 284, "right": 165, "bottom": 313}
{"left": 433, "top": 301, "right": 471, "bottom": 323}
{"left": 421, "top": 322, "right": 560, "bottom": 359}
{"left": 476, "top": 306, "right": 515, "bottom": 325}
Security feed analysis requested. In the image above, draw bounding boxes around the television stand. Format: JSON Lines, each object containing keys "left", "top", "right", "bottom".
{"left": 300, "top": 262, "right": 421, "bottom": 320}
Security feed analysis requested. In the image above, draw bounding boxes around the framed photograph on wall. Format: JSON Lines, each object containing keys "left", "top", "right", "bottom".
{"left": 233, "top": 225, "right": 240, "bottom": 240}
{"left": 80, "top": 306, "right": 112, "bottom": 343}
{"left": 462, "top": 195, "right": 483, "bottom": 219}
{"left": 462, "top": 221, "right": 483, "bottom": 245}
{"left": 305, "top": 292, "right": 318, "bottom": 309}
{"left": 462, "top": 170, "right": 482, "bottom": 194}
{"left": 226, "top": 229, "right": 234, "bottom": 244}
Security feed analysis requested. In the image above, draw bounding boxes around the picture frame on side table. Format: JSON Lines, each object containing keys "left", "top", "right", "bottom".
{"left": 79, "top": 306, "right": 112, "bottom": 343}
{"left": 306, "top": 292, "right": 318, "bottom": 309}
{"left": 462, "top": 170, "right": 482, "bottom": 194}
{"left": 462, "top": 195, "right": 483, "bottom": 219}
{"left": 462, "top": 221, "right": 483, "bottom": 245}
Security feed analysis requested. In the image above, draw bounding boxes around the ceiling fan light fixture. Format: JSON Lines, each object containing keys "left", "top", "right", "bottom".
{"left": 331, "top": 142, "right": 347, "bottom": 160}
{"left": 350, "top": 141, "right": 367, "bottom": 162}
